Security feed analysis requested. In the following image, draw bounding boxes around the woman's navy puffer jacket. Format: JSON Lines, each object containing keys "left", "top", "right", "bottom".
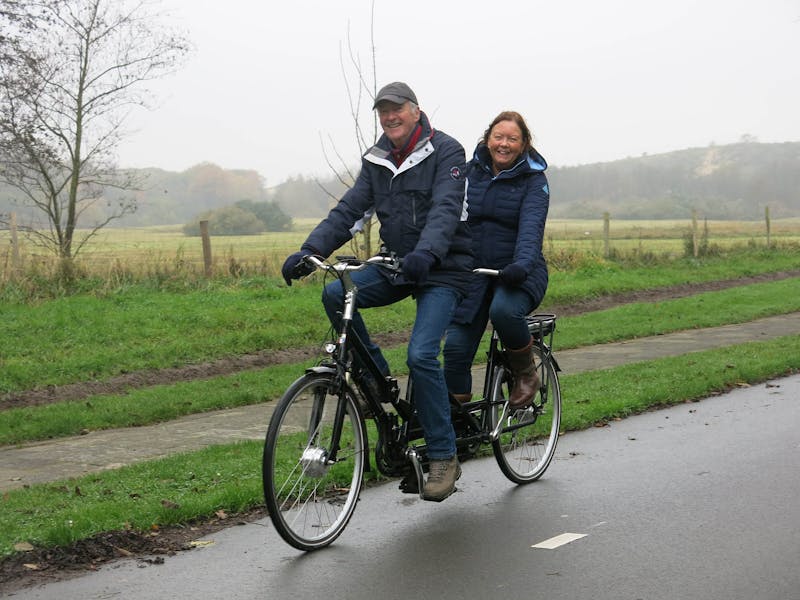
{"left": 452, "top": 142, "right": 550, "bottom": 323}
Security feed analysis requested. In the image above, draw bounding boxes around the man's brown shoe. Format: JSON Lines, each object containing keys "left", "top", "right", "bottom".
{"left": 422, "top": 456, "right": 461, "bottom": 502}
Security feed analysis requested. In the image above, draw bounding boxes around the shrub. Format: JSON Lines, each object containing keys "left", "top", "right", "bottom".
{"left": 183, "top": 206, "right": 264, "bottom": 236}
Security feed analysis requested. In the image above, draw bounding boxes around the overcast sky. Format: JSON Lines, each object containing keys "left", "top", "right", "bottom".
{"left": 117, "top": 0, "right": 800, "bottom": 187}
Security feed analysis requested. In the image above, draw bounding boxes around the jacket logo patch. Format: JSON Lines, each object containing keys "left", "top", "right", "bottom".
{"left": 449, "top": 166, "right": 463, "bottom": 180}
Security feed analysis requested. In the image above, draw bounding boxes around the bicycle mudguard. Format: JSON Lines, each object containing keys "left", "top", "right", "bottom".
{"left": 305, "top": 364, "right": 337, "bottom": 375}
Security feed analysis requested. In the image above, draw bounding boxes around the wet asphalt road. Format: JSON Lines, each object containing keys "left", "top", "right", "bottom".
{"left": 9, "top": 374, "right": 800, "bottom": 600}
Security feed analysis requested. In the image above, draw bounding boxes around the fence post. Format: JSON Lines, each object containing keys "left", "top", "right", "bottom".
{"left": 602, "top": 212, "right": 610, "bottom": 258}
{"left": 199, "top": 220, "right": 212, "bottom": 277}
{"left": 691, "top": 209, "right": 699, "bottom": 258}
{"left": 765, "top": 205, "right": 771, "bottom": 248}
{"left": 10, "top": 212, "right": 20, "bottom": 275}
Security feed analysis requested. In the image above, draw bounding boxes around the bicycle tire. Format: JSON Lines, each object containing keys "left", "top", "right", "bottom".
{"left": 490, "top": 346, "right": 561, "bottom": 483}
{"left": 262, "top": 372, "right": 366, "bottom": 551}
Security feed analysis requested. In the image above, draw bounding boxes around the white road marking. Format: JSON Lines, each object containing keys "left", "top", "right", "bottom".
{"left": 532, "top": 532, "right": 587, "bottom": 549}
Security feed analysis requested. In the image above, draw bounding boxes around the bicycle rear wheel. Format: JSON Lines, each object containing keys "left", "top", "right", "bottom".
{"left": 490, "top": 346, "right": 561, "bottom": 483}
{"left": 262, "top": 372, "right": 366, "bottom": 551}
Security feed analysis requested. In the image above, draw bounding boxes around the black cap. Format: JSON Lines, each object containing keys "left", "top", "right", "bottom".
{"left": 372, "top": 82, "right": 418, "bottom": 109}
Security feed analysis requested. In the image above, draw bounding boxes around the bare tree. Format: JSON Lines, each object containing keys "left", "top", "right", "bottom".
{"left": 0, "top": 0, "right": 189, "bottom": 259}
{"left": 317, "top": 0, "right": 380, "bottom": 258}
{"left": 1, "top": 1, "right": 51, "bottom": 64}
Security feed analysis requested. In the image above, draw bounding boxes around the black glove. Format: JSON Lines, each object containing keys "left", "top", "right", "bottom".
{"left": 499, "top": 263, "right": 527, "bottom": 286}
{"left": 402, "top": 250, "right": 436, "bottom": 284}
{"left": 281, "top": 250, "right": 314, "bottom": 286}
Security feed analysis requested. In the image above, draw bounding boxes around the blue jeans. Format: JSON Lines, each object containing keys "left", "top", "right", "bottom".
{"left": 322, "top": 265, "right": 460, "bottom": 460}
{"left": 443, "top": 285, "right": 535, "bottom": 395}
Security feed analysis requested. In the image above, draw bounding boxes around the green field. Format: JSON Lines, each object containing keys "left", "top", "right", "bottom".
{"left": 0, "top": 227, "right": 799, "bottom": 563}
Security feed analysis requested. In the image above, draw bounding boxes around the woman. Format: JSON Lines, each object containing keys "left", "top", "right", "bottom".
{"left": 443, "top": 110, "right": 550, "bottom": 408}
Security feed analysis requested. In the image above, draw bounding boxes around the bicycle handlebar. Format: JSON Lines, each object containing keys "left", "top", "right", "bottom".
{"left": 302, "top": 253, "right": 402, "bottom": 275}
{"left": 302, "top": 258, "right": 502, "bottom": 278}
{"left": 473, "top": 268, "right": 500, "bottom": 277}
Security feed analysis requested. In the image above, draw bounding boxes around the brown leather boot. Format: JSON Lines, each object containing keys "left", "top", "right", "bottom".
{"left": 506, "top": 339, "right": 540, "bottom": 408}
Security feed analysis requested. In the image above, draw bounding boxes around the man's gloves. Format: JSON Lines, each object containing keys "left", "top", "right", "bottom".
{"left": 499, "top": 263, "right": 528, "bottom": 286}
{"left": 281, "top": 250, "right": 314, "bottom": 286}
{"left": 402, "top": 250, "right": 436, "bottom": 284}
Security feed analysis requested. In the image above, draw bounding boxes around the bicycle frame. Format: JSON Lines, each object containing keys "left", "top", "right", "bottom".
{"left": 302, "top": 255, "right": 404, "bottom": 466}
{"left": 298, "top": 256, "right": 562, "bottom": 494}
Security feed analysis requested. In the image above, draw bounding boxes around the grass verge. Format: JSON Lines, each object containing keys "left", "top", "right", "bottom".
{"left": 2, "top": 334, "right": 799, "bottom": 558}
{"left": 2, "top": 247, "right": 798, "bottom": 393}
{"left": 2, "top": 277, "right": 798, "bottom": 446}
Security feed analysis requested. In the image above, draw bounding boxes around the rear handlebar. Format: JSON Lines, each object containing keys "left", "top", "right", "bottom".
{"left": 473, "top": 268, "right": 500, "bottom": 277}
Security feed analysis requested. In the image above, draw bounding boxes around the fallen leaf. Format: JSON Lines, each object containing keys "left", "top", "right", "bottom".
{"left": 189, "top": 540, "right": 215, "bottom": 548}
{"left": 215, "top": 509, "right": 228, "bottom": 520}
{"left": 23, "top": 563, "right": 40, "bottom": 570}
{"left": 14, "top": 542, "right": 34, "bottom": 552}
{"left": 114, "top": 546, "right": 133, "bottom": 557}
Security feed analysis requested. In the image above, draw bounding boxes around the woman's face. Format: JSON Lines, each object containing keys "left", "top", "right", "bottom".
{"left": 487, "top": 120, "right": 524, "bottom": 173}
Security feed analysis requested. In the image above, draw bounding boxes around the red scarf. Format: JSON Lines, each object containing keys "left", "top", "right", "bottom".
{"left": 390, "top": 124, "right": 423, "bottom": 166}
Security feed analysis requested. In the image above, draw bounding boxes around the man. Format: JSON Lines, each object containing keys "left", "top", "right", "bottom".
{"left": 282, "top": 82, "right": 472, "bottom": 501}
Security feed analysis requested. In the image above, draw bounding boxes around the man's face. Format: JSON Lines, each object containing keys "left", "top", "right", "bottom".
{"left": 376, "top": 100, "right": 420, "bottom": 148}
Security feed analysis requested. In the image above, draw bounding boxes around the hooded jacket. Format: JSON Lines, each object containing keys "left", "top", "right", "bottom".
{"left": 452, "top": 142, "right": 550, "bottom": 323}
{"left": 303, "top": 111, "right": 473, "bottom": 294}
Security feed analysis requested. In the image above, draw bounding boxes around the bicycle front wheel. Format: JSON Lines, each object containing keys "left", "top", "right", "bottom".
{"left": 262, "top": 372, "right": 366, "bottom": 551}
{"left": 490, "top": 346, "right": 561, "bottom": 483}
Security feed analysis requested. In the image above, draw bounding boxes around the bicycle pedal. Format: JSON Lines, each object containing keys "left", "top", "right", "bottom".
{"left": 399, "top": 473, "right": 419, "bottom": 494}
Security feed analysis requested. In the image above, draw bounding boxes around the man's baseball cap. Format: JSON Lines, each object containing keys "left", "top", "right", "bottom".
{"left": 373, "top": 82, "right": 418, "bottom": 109}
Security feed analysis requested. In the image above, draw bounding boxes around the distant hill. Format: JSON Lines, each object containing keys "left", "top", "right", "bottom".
{"left": 2, "top": 141, "right": 798, "bottom": 226}
{"left": 546, "top": 141, "right": 800, "bottom": 219}
{"left": 280, "top": 140, "right": 800, "bottom": 220}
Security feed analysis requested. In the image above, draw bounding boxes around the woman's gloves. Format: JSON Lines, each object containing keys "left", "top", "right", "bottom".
{"left": 499, "top": 263, "right": 528, "bottom": 286}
